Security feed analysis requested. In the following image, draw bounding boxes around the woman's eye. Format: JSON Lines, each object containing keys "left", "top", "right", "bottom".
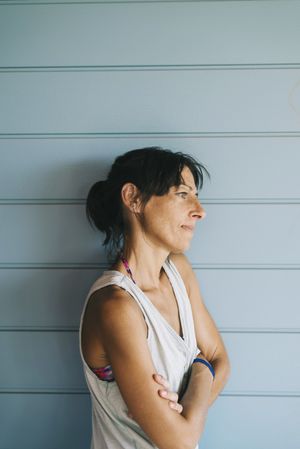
{"left": 177, "top": 192, "right": 188, "bottom": 198}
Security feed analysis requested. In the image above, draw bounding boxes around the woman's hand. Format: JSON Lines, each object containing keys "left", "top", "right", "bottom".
{"left": 154, "top": 373, "right": 183, "bottom": 413}
{"left": 127, "top": 373, "right": 183, "bottom": 419}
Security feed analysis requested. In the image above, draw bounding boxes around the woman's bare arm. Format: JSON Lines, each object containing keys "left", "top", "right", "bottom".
{"left": 179, "top": 361, "right": 214, "bottom": 434}
{"left": 169, "top": 252, "right": 231, "bottom": 408}
{"left": 96, "top": 287, "right": 214, "bottom": 449}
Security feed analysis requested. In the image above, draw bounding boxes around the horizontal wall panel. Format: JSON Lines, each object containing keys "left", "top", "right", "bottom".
{"left": 0, "top": 332, "right": 86, "bottom": 389}
{"left": 0, "top": 204, "right": 99, "bottom": 263}
{"left": 202, "top": 395, "right": 300, "bottom": 449}
{"left": 1, "top": 69, "right": 300, "bottom": 134}
{"left": 195, "top": 269, "right": 300, "bottom": 330}
{"left": 1, "top": 393, "right": 91, "bottom": 449}
{"left": 0, "top": 204, "right": 299, "bottom": 264}
{"left": 0, "top": 268, "right": 299, "bottom": 330}
{"left": 1, "top": 137, "right": 300, "bottom": 200}
{"left": 1, "top": 394, "right": 299, "bottom": 449}
{"left": 186, "top": 203, "right": 300, "bottom": 264}
{"left": 1, "top": 2, "right": 300, "bottom": 66}
{"left": 223, "top": 332, "right": 300, "bottom": 393}
{"left": 0, "top": 269, "right": 100, "bottom": 328}
{"left": 1, "top": 331, "right": 300, "bottom": 393}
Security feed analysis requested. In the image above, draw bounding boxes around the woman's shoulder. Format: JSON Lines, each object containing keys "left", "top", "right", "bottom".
{"left": 87, "top": 283, "right": 137, "bottom": 314}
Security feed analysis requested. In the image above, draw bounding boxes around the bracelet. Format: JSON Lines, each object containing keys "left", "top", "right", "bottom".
{"left": 192, "top": 358, "right": 215, "bottom": 380}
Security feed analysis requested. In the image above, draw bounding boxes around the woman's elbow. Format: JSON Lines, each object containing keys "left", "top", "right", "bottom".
{"left": 174, "top": 418, "right": 206, "bottom": 449}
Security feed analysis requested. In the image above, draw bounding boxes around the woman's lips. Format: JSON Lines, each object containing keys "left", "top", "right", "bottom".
{"left": 181, "top": 225, "right": 194, "bottom": 232}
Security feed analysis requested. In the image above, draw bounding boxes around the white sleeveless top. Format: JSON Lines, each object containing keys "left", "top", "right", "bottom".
{"left": 79, "top": 257, "right": 201, "bottom": 449}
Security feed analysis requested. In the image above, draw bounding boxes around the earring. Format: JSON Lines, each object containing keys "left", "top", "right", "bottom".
{"left": 131, "top": 203, "right": 136, "bottom": 212}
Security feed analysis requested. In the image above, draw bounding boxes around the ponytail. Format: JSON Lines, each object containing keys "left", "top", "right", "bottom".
{"left": 86, "top": 179, "right": 122, "bottom": 248}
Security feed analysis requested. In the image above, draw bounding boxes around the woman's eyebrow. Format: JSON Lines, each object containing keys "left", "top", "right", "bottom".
{"left": 178, "top": 183, "right": 198, "bottom": 193}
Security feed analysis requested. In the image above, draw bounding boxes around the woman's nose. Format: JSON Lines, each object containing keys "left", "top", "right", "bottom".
{"left": 192, "top": 200, "right": 206, "bottom": 220}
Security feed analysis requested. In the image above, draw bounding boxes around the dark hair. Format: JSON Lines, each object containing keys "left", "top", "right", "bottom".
{"left": 86, "top": 146, "right": 210, "bottom": 261}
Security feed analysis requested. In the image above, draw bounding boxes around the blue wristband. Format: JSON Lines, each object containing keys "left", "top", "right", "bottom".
{"left": 192, "top": 358, "right": 215, "bottom": 379}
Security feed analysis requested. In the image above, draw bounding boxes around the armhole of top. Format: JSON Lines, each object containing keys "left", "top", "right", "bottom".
{"left": 79, "top": 282, "right": 151, "bottom": 378}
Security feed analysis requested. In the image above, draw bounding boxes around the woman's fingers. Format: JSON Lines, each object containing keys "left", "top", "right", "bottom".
{"left": 127, "top": 374, "right": 183, "bottom": 419}
{"left": 169, "top": 401, "right": 183, "bottom": 413}
{"left": 159, "top": 389, "right": 179, "bottom": 403}
{"left": 153, "top": 373, "right": 170, "bottom": 390}
{"left": 156, "top": 388, "right": 183, "bottom": 414}
{"left": 153, "top": 373, "right": 183, "bottom": 414}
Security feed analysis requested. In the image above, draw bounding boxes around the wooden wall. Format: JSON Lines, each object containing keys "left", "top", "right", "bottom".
{"left": 1, "top": 1, "right": 299, "bottom": 448}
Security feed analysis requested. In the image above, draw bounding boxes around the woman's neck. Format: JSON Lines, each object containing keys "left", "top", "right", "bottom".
{"left": 111, "top": 242, "right": 170, "bottom": 290}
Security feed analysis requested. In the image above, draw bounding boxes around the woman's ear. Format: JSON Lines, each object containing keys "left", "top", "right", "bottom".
{"left": 121, "top": 183, "right": 141, "bottom": 213}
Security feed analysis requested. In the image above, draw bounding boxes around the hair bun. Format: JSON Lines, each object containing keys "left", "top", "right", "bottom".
{"left": 85, "top": 179, "right": 113, "bottom": 232}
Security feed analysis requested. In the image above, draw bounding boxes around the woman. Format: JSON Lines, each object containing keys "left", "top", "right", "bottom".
{"left": 79, "top": 147, "right": 230, "bottom": 449}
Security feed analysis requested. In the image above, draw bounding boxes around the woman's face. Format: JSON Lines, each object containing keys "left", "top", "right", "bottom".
{"left": 140, "top": 166, "right": 207, "bottom": 253}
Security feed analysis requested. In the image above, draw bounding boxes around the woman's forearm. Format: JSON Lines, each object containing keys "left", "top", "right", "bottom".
{"left": 207, "top": 356, "right": 231, "bottom": 407}
{"left": 178, "top": 363, "right": 214, "bottom": 448}
{"left": 177, "top": 356, "right": 230, "bottom": 449}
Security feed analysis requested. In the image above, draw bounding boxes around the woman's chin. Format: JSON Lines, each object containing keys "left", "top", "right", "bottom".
{"left": 172, "top": 240, "right": 191, "bottom": 253}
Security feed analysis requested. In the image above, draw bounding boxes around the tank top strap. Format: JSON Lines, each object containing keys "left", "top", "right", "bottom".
{"left": 163, "top": 256, "right": 198, "bottom": 350}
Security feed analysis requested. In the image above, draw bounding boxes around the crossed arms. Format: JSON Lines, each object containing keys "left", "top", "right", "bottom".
{"left": 96, "top": 253, "right": 230, "bottom": 449}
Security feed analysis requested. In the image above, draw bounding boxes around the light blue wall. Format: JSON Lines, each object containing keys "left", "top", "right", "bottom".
{"left": 1, "top": 1, "right": 300, "bottom": 448}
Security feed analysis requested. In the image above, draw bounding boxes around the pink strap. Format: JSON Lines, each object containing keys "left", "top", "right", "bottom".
{"left": 120, "top": 254, "right": 136, "bottom": 284}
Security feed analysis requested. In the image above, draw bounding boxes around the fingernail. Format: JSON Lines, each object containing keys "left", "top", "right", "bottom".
{"left": 160, "top": 390, "right": 167, "bottom": 396}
